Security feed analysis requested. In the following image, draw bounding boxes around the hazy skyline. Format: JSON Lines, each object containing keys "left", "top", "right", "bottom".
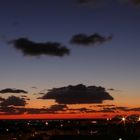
{"left": 0, "top": 0, "right": 140, "bottom": 119}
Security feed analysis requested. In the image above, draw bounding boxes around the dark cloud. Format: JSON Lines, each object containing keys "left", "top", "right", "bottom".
{"left": 128, "top": 107, "right": 140, "bottom": 111}
{"left": 38, "top": 92, "right": 45, "bottom": 95}
{"left": 108, "top": 88, "right": 116, "bottom": 91}
{"left": 39, "top": 84, "right": 114, "bottom": 104}
{"left": 26, "top": 104, "right": 67, "bottom": 114}
{"left": 10, "top": 38, "right": 70, "bottom": 57}
{"left": 76, "top": 0, "right": 105, "bottom": 8}
{"left": 0, "top": 104, "right": 67, "bottom": 115}
{"left": 68, "top": 107, "right": 97, "bottom": 113}
{"left": 21, "top": 95, "right": 27, "bottom": 98}
{"left": 20, "top": 95, "right": 30, "bottom": 101}
{"left": 0, "top": 106, "right": 26, "bottom": 115}
{"left": 131, "top": 0, "right": 140, "bottom": 5}
{"left": 100, "top": 107, "right": 116, "bottom": 113}
{"left": 76, "top": 0, "right": 90, "bottom": 4}
{"left": 37, "top": 89, "right": 48, "bottom": 95}
{"left": 76, "top": 0, "right": 140, "bottom": 7}
{"left": 96, "top": 106, "right": 131, "bottom": 112}
{"left": 116, "top": 106, "right": 129, "bottom": 111}
{"left": 96, "top": 104, "right": 115, "bottom": 107}
{"left": 0, "top": 105, "right": 140, "bottom": 115}
{"left": 26, "top": 108, "right": 48, "bottom": 114}
{"left": 0, "top": 106, "right": 47, "bottom": 115}
{"left": 0, "top": 96, "right": 27, "bottom": 107}
{"left": 70, "top": 33, "right": 112, "bottom": 46}
{"left": 78, "top": 107, "right": 92, "bottom": 113}
{"left": 76, "top": 0, "right": 140, "bottom": 10}
{"left": 0, "top": 88, "right": 27, "bottom": 94}
{"left": 31, "top": 86, "right": 37, "bottom": 89}
{"left": 48, "top": 104, "right": 67, "bottom": 111}
{"left": 68, "top": 107, "right": 115, "bottom": 113}
{"left": 98, "top": 106, "right": 140, "bottom": 112}
{"left": 0, "top": 97, "right": 5, "bottom": 101}
{"left": 108, "top": 88, "right": 122, "bottom": 92}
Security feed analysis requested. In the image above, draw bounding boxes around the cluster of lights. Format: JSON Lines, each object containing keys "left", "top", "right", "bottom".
{"left": 107, "top": 115, "right": 140, "bottom": 123}
{"left": 122, "top": 116, "right": 140, "bottom": 122}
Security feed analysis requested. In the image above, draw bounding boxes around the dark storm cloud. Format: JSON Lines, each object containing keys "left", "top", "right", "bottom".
{"left": 39, "top": 84, "right": 114, "bottom": 104}
{"left": 0, "top": 88, "right": 27, "bottom": 94}
{"left": 10, "top": 38, "right": 70, "bottom": 57}
{"left": 0, "top": 96, "right": 26, "bottom": 107}
{"left": 70, "top": 33, "right": 112, "bottom": 46}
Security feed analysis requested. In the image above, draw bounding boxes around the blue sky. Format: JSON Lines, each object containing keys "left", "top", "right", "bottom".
{"left": 0, "top": 0, "right": 140, "bottom": 112}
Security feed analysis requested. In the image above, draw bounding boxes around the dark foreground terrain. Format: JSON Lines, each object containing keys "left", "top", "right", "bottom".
{"left": 0, "top": 118, "right": 140, "bottom": 140}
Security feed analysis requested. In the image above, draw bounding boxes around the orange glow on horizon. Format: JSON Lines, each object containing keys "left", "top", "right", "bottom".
{"left": 0, "top": 112, "right": 139, "bottom": 120}
{"left": 0, "top": 113, "right": 114, "bottom": 120}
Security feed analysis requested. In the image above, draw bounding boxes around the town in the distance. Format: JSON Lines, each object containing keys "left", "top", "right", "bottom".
{"left": 0, "top": 114, "right": 140, "bottom": 140}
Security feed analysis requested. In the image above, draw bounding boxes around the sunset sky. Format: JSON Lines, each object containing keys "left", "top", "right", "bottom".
{"left": 0, "top": 0, "right": 140, "bottom": 119}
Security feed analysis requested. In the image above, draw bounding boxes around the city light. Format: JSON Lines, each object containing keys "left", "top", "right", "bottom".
{"left": 45, "top": 121, "right": 49, "bottom": 125}
{"left": 122, "top": 117, "right": 126, "bottom": 121}
{"left": 0, "top": 116, "right": 140, "bottom": 139}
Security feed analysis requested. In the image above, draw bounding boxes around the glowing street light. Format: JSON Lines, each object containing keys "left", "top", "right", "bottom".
{"left": 122, "top": 117, "right": 126, "bottom": 122}
{"left": 45, "top": 122, "right": 48, "bottom": 125}
{"left": 106, "top": 117, "right": 112, "bottom": 121}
